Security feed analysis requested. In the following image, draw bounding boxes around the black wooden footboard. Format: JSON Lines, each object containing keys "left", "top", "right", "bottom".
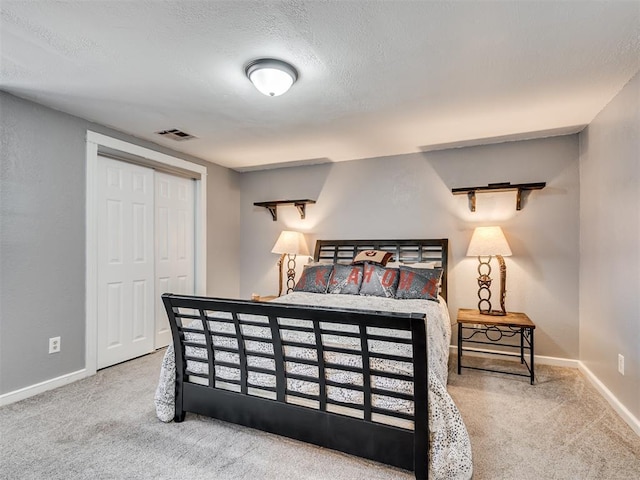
{"left": 162, "top": 294, "right": 429, "bottom": 479}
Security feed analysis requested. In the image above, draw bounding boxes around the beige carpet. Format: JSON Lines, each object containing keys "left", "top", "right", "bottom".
{"left": 1, "top": 350, "right": 638, "bottom": 479}
{"left": 447, "top": 355, "right": 640, "bottom": 479}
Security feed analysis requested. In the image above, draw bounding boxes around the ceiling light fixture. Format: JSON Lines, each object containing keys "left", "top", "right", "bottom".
{"left": 245, "top": 58, "right": 298, "bottom": 97}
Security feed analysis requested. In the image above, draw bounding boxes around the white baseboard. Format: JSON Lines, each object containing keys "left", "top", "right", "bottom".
{"left": 578, "top": 362, "right": 640, "bottom": 437}
{"left": 0, "top": 369, "right": 89, "bottom": 407}
{"left": 449, "top": 345, "right": 579, "bottom": 368}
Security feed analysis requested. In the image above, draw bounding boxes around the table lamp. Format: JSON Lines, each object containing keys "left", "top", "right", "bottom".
{"left": 466, "top": 226, "right": 512, "bottom": 315}
{"left": 271, "top": 230, "right": 309, "bottom": 296}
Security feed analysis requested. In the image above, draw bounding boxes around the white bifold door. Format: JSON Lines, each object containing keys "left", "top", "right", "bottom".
{"left": 154, "top": 171, "right": 195, "bottom": 348}
{"left": 96, "top": 156, "right": 194, "bottom": 369}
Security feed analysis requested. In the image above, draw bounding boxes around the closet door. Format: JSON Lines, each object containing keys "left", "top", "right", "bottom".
{"left": 96, "top": 156, "right": 155, "bottom": 369}
{"left": 154, "top": 172, "right": 195, "bottom": 348}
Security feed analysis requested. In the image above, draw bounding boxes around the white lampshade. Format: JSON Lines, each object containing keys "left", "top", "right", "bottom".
{"left": 466, "top": 226, "right": 512, "bottom": 257}
{"left": 271, "top": 230, "right": 309, "bottom": 255}
{"left": 246, "top": 59, "right": 298, "bottom": 97}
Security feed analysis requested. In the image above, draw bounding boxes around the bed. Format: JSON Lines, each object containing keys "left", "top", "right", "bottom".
{"left": 155, "top": 239, "right": 472, "bottom": 479}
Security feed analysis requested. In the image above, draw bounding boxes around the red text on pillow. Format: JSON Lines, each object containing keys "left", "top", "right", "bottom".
{"left": 381, "top": 269, "right": 397, "bottom": 287}
{"left": 422, "top": 278, "right": 438, "bottom": 297}
{"left": 347, "top": 267, "right": 361, "bottom": 285}
{"left": 315, "top": 268, "right": 328, "bottom": 286}
{"left": 398, "top": 272, "right": 414, "bottom": 290}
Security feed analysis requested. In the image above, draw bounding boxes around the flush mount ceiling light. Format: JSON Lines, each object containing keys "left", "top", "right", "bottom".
{"left": 245, "top": 58, "right": 298, "bottom": 97}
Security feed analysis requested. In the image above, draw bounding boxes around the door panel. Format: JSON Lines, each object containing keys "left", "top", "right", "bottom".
{"left": 106, "top": 282, "right": 123, "bottom": 348}
{"left": 154, "top": 172, "right": 195, "bottom": 348}
{"left": 97, "top": 156, "right": 155, "bottom": 369}
{"left": 132, "top": 279, "right": 148, "bottom": 340}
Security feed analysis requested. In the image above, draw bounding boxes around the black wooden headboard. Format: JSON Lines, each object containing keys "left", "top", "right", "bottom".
{"left": 313, "top": 239, "right": 449, "bottom": 301}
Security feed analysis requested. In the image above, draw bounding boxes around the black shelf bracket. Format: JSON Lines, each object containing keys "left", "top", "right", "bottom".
{"left": 254, "top": 199, "right": 316, "bottom": 221}
{"left": 452, "top": 182, "right": 546, "bottom": 212}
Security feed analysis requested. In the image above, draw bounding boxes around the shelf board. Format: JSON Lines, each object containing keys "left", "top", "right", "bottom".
{"left": 254, "top": 199, "right": 316, "bottom": 221}
{"left": 452, "top": 182, "right": 546, "bottom": 211}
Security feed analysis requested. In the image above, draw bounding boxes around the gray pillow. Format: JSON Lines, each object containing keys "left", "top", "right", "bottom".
{"left": 294, "top": 264, "right": 334, "bottom": 293}
{"left": 327, "top": 264, "right": 363, "bottom": 295}
{"left": 395, "top": 266, "right": 442, "bottom": 302}
{"left": 359, "top": 263, "right": 399, "bottom": 298}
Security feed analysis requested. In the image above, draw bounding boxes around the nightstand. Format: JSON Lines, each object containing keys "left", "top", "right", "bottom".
{"left": 251, "top": 294, "right": 278, "bottom": 302}
{"left": 457, "top": 308, "right": 535, "bottom": 384}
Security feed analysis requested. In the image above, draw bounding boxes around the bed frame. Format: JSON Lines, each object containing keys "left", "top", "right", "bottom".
{"left": 162, "top": 239, "right": 448, "bottom": 480}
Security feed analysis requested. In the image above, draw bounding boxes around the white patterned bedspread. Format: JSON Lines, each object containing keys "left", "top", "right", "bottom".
{"left": 155, "top": 292, "right": 472, "bottom": 479}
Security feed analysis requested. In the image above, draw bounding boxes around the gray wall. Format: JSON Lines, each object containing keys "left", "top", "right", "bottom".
{"left": 0, "top": 91, "right": 240, "bottom": 394}
{"left": 239, "top": 135, "right": 580, "bottom": 359}
{"left": 579, "top": 72, "right": 640, "bottom": 420}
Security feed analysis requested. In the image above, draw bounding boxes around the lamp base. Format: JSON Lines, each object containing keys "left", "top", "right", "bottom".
{"left": 476, "top": 255, "right": 508, "bottom": 317}
{"left": 276, "top": 253, "right": 299, "bottom": 296}
{"left": 479, "top": 309, "right": 507, "bottom": 316}
{"left": 285, "top": 254, "right": 297, "bottom": 294}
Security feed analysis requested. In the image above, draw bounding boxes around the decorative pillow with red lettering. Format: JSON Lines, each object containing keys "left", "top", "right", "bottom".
{"left": 293, "top": 264, "right": 334, "bottom": 293}
{"left": 395, "top": 266, "right": 443, "bottom": 302}
{"left": 352, "top": 250, "right": 393, "bottom": 267}
{"left": 359, "top": 263, "right": 400, "bottom": 298}
{"left": 327, "top": 264, "right": 363, "bottom": 295}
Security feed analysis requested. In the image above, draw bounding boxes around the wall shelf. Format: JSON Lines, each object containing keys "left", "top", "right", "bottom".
{"left": 254, "top": 199, "right": 316, "bottom": 221}
{"left": 452, "top": 182, "right": 546, "bottom": 211}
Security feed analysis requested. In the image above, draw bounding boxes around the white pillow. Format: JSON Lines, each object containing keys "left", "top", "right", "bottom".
{"left": 386, "top": 261, "right": 437, "bottom": 269}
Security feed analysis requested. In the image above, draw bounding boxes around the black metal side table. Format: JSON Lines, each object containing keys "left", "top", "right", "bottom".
{"left": 457, "top": 308, "right": 535, "bottom": 384}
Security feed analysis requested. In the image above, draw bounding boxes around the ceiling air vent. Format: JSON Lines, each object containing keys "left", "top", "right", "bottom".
{"left": 155, "top": 129, "right": 196, "bottom": 141}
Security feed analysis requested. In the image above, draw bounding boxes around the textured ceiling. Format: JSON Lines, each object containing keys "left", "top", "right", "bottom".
{"left": 1, "top": 1, "right": 638, "bottom": 171}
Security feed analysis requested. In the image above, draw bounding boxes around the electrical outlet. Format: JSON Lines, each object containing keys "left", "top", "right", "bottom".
{"left": 618, "top": 354, "right": 624, "bottom": 375}
{"left": 49, "top": 336, "right": 61, "bottom": 354}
